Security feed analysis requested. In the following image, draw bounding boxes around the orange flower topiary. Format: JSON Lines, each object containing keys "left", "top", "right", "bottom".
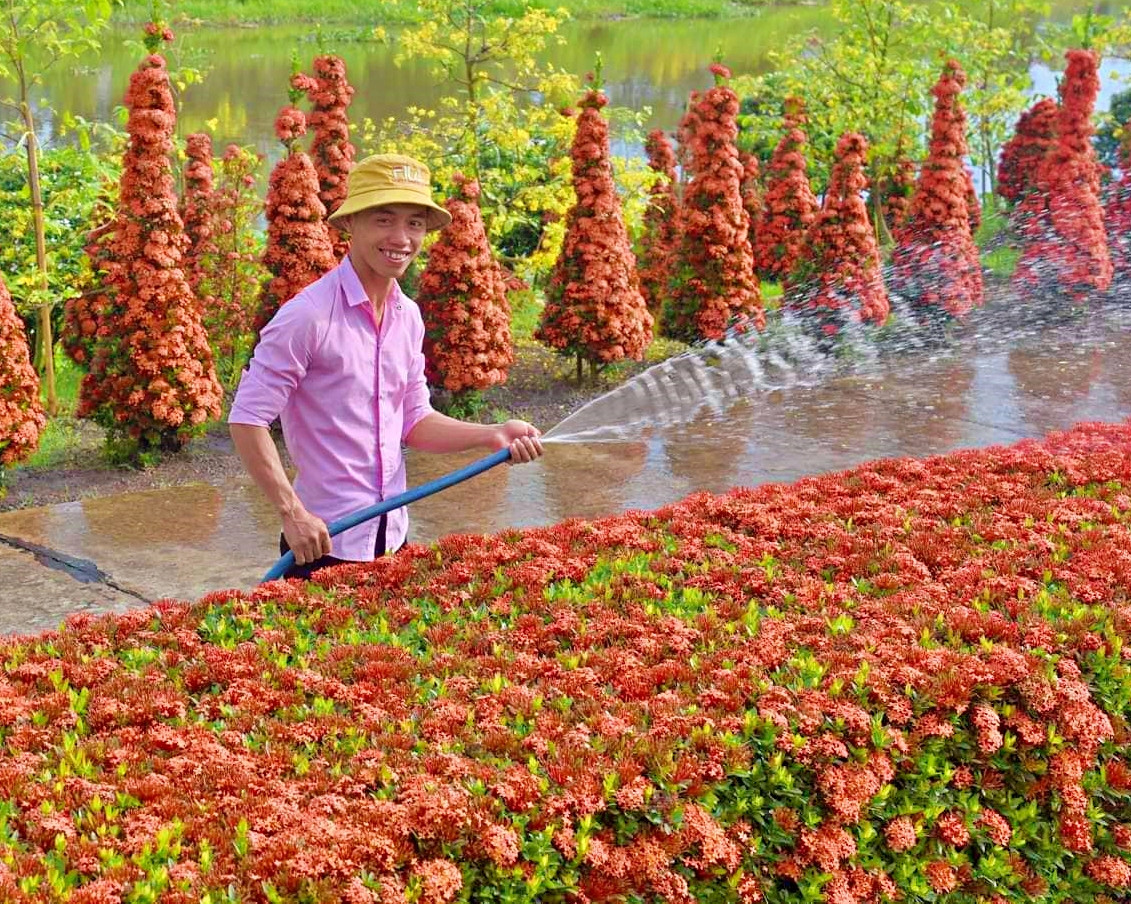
{"left": 890, "top": 60, "right": 984, "bottom": 320}
{"left": 77, "top": 44, "right": 222, "bottom": 454}
{"left": 755, "top": 100, "right": 819, "bottom": 288}
{"left": 536, "top": 84, "right": 653, "bottom": 379}
{"left": 0, "top": 273, "right": 45, "bottom": 468}
{"left": 416, "top": 174, "right": 514, "bottom": 395}
{"left": 254, "top": 105, "right": 337, "bottom": 332}
{"left": 636, "top": 128, "right": 680, "bottom": 320}
{"left": 1106, "top": 124, "right": 1131, "bottom": 285}
{"left": 299, "top": 55, "right": 356, "bottom": 259}
{"left": 794, "top": 132, "right": 889, "bottom": 336}
{"left": 181, "top": 131, "right": 217, "bottom": 318}
{"left": 1012, "top": 49, "right": 1112, "bottom": 301}
{"left": 996, "top": 97, "right": 1058, "bottom": 206}
{"left": 664, "top": 64, "right": 763, "bottom": 342}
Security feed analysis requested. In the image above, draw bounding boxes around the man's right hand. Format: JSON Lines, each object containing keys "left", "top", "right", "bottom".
{"left": 282, "top": 507, "right": 332, "bottom": 565}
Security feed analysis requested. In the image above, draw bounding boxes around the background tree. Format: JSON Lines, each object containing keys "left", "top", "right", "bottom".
{"left": 754, "top": 99, "right": 819, "bottom": 287}
{"left": 536, "top": 78, "right": 653, "bottom": 382}
{"left": 665, "top": 64, "right": 763, "bottom": 342}
{"left": 299, "top": 53, "right": 356, "bottom": 259}
{"left": 78, "top": 32, "right": 222, "bottom": 456}
{"left": 0, "top": 274, "right": 45, "bottom": 477}
{"left": 636, "top": 129, "right": 681, "bottom": 320}
{"left": 416, "top": 174, "right": 513, "bottom": 406}
{"left": 0, "top": 0, "right": 112, "bottom": 414}
{"left": 1012, "top": 48, "right": 1112, "bottom": 301}
{"left": 794, "top": 132, "right": 889, "bottom": 338}
{"left": 890, "top": 60, "right": 984, "bottom": 321}
{"left": 255, "top": 97, "right": 336, "bottom": 333}
{"left": 996, "top": 97, "right": 1058, "bottom": 206}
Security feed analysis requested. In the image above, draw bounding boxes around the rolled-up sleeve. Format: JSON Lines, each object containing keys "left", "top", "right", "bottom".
{"left": 228, "top": 299, "right": 319, "bottom": 427}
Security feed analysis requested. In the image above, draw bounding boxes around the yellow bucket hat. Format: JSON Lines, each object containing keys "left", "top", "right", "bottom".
{"left": 328, "top": 153, "right": 452, "bottom": 231}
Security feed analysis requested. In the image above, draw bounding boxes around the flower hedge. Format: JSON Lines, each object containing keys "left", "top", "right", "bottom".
{"left": 4, "top": 421, "right": 1131, "bottom": 902}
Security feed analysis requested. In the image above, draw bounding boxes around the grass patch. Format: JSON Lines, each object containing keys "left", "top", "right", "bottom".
{"left": 21, "top": 353, "right": 101, "bottom": 470}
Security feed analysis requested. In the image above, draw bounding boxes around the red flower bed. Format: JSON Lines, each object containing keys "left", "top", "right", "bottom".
{"left": 1012, "top": 49, "right": 1112, "bottom": 300}
{"left": 665, "top": 64, "right": 763, "bottom": 341}
{"left": 416, "top": 174, "right": 514, "bottom": 394}
{"left": 4, "top": 421, "right": 1131, "bottom": 902}
{"left": 890, "top": 61, "right": 984, "bottom": 319}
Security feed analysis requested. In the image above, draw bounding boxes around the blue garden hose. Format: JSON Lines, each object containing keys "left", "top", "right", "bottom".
{"left": 262, "top": 447, "right": 513, "bottom": 581}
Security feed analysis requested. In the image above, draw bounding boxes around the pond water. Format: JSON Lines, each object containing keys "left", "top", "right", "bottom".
{"left": 18, "top": 1, "right": 1131, "bottom": 163}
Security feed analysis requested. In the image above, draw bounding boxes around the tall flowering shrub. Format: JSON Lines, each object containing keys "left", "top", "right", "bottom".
{"left": 1105, "top": 127, "right": 1131, "bottom": 284}
{"left": 795, "top": 132, "right": 889, "bottom": 335}
{"left": 0, "top": 273, "right": 45, "bottom": 471}
{"left": 996, "top": 97, "right": 1058, "bottom": 206}
{"left": 298, "top": 55, "right": 356, "bottom": 259}
{"left": 1013, "top": 49, "right": 1112, "bottom": 300}
{"left": 254, "top": 104, "right": 337, "bottom": 333}
{"left": 890, "top": 61, "right": 984, "bottom": 320}
{"left": 416, "top": 174, "right": 514, "bottom": 396}
{"left": 739, "top": 150, "right": 762, "bottom": 262}
{"left": 180, "top": 132, "right": 216, "bottom": 317}
{"left": 78, "top": 34, "right": 222, "bottom": 454}
{"left": 536, "top": 84, "right": 653, "bottom": 381}
{"left": 636, "top": 129, "right": 680, "bottom": 319}
{"left": 665, "top": 64, "right": 763, "bottom": 342}
{"left": 875, "top": 155, "right": 916, "bottom": 237}
{"left": 62, "top": 191, "right": 117, "bottom": 367}
{"left": 754, "top": 114, "right": 819, "bottom": 287}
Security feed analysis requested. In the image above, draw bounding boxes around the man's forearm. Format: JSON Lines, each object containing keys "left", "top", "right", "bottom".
{"left": 229, "top": 423, "right": 303, "bottom": 516}
{"left": 405, "top": 411, "right": 501, "bottom": 454}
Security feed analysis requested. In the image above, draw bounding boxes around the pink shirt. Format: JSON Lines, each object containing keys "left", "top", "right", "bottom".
{"left": 229, "top": 258, "right": 434, "bottom": 560}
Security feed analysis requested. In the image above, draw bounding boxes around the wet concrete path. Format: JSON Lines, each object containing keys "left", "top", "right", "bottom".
{"left": 3, "top": 298, "right": 1128, "bottom": 636}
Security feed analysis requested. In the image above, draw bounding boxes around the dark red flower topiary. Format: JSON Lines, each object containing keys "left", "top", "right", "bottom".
{"left": 636, "top": 128, "right": 681, "bottom": 319}
{"left": 416, "top": 173, "right": 514, "bottom": 395}
{"left": 0, "top": 273, "right": 45, "bottom": 468}
{"left": 996, "top": 98, "right": 1058, "bottom": 206}
{"left": 755, "top": 101, "right": 819, "bottom": 287}
{"left": 536, "top": 86, "right": 653, "bottom": 379}
{"left": 254, "top": 105, "right": 337, "bottom": 333}
{"left": 300, "top": 55, "right": 356, "bottom": 259}
{"left": 180, "top": 131, "right": 216, "bottom": 317}
{"left": 1106, "top": 125, "right": 1131, "bottom": 284}
{"left": 664, "top": 64, "right": 763, "bottom": 342}
{"left": 78, "top": 48, "right": 222, "bottom": 453}
{"left": 1012, "top": 49, "right": 1112, "bottom": 301}
{"left": 890, "top": 60, "right": 984, "bottom": 319}
{"left": 794, "top": 132, "right": 889, "bottom": 335}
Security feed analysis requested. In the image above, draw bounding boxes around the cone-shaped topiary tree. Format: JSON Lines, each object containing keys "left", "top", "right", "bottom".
{"left": 254, "top": 104, "right": 337, "bottom": 333}
{"left": 536, "top": 80, "right": 653, "bottom": 382}
{"left": 875, "top": 155, "right": 916, "bottom": 238}
{"left": 755, "top": 105, "right": 819, "bottom": 287}
{"left": 1106, "top": 126, "right": 1131, "bottom": 284}
{"left": 0, "top": 273, "right": 45, "bottom": 472}
{"left": 636, "top": 128, "right": 680, "bottom": 320}
{"left": 664, "top": 64, "right": 763, "bottom": 342}
{"left": 298, "top": 54, "right": 356, "bottom": 260}
{"left": 416, "top": 174, "right": 514, "bottom": 397}
{"left": 996, "top": 97, "right": 1058, "bottom": 206}
{"left": 180, "top": 131, "right": 216, "bottom": 318}
{"left": 1012, "top": 49, "right": 1112, "bottom": 301}
{"left": 794, "top": 132, "right": 889, "bottom": 336}
{"left": 62, "top": 188, "right": 116, "bottom": 368}
{"left": 739, "top": 150, "right": 762, "bottom": 264}
{"left": 890, "top": 60, "right": 984, "bottom": 320}
{"left": 77, "top": 32, "right": 222, "bottom": 455}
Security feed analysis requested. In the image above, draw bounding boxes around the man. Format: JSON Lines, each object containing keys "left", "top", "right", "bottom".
{"left": 229, "top": 153, "right": 543, "bottom": 579}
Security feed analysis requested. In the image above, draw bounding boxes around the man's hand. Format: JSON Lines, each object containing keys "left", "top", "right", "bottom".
{"left": 281, "top": 506, "right": 332, "bottom": 565}
{"left": 494, "top": 419, "right": 544, "bottom": 464}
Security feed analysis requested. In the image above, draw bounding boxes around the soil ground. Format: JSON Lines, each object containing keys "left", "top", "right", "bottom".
{"left": 0, "top": 342, "right": 660, "bottom": 512}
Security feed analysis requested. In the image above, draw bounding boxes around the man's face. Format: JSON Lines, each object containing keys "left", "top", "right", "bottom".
{"left": 344, "top": 203, "right": 430, "bottom": 282}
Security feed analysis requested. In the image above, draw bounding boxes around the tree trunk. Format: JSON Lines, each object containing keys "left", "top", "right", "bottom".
{"left": 22, "top": 102, "right": 57, "bottom": 415}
